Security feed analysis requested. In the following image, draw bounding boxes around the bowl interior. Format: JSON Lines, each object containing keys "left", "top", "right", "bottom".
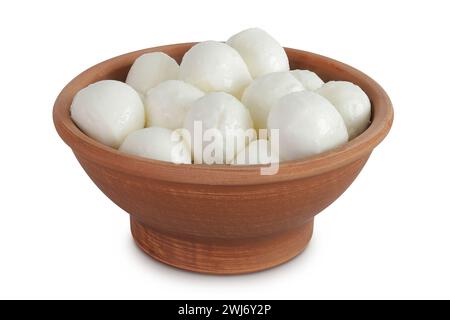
{"left": 53, "top": 43, "right": 393, "bottom": 185}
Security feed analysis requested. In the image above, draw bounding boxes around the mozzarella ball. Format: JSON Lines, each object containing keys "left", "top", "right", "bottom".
{"left": 290, "top": 69, "right": 324, "bottom": 91}
{"left": 227, "top": 28, "right": 289, "bottom": 78}
{"left": 71, "top": 80, "right": 145, "bottom": 148}
{"left": 268, "top": 91, "right": 348, "bottom": 161}
{"left": 145, "top": 80, "right": 204, "bottom": 130}
{"left": 233, "top": 139, "right": 279, "bottom": 165}
{"left": 179, "top": 41, "right": 252, "bottom": 98}
{"left": 316, "top": 81, "right": 371, "bottom": 139}
{"left": 183, "top": 92, "right": 254, "bottom": 164}
{"left": 126, "top": 52, "right": 179, "bottom": 95}
{"left": 119, "top": 127, "right": 191, "bottom": 164}
{"left": 242, "top": 71, "right": 305, "bottom": 129}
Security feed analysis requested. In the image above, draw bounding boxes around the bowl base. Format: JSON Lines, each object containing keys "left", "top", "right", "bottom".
{"left": 130, "top": 217, "right": 314, "bottom": 275}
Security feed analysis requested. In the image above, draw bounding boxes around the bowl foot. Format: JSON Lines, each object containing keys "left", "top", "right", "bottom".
{"left": 130, "top": 217, "right": 314, "bottom": 275}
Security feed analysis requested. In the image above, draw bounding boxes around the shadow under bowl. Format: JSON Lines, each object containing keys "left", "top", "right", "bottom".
{"left": 53, "top": 43, "right": 393, "bottom": 274}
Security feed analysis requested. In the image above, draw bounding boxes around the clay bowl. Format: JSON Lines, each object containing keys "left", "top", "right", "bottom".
{"left": 53, "top": 43, "right": 393, "bottom": 274}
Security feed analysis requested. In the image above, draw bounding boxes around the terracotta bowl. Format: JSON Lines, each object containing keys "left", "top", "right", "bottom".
{"left": 53, "top": 43, "right": 393, "bottom": 274}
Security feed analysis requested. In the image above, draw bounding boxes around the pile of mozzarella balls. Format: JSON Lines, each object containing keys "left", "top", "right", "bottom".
{"left": 71, "top": 28, "right": 371, "bottom": 165}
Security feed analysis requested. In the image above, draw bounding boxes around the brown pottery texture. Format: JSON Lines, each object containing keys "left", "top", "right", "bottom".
{"left": 53, "top": 43, "right": 393, "bottom": 274}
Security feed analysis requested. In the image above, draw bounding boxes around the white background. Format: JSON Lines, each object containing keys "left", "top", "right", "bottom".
{"left": 1, "top": 0, "right": 449, "bottom": 300}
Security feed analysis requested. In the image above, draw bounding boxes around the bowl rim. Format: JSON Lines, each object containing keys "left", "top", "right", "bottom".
{"left": 53, "top": 43, "right": 393, "bottom": 185}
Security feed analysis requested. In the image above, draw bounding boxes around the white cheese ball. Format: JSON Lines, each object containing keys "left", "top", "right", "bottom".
{"left": 242, "top": 71, "right": 305, "bottom": 130}
{"left": 233, "top": 139, "right": 279, "bottom": 165}
{"left": 290, "top": 69, "right": 324, "bottom": 91}
{"left": 71, "top": 80, "right": 145, "bottom": 148}
{"left": 126, "top": 52, "right": 179, "bottom": 95}
{"left": 119, "top": 127, "right": 191, "bottom": 164}
{"left": 268, "top": 91, "right": 348, "bottom": 161}
{"left": 227, "top": 28, "right": 289, "bottom": 78}
{"left": 183, "top": 92, "right": 254, "bottom": 164}
{"left": 145, "top": 80, "right": 204, "bottom": 130}
{"left": 316, "top": 81, "right": 371, "bottom": 139}
{"left": 179, "top": 41, "right": 252, "bottom": 98}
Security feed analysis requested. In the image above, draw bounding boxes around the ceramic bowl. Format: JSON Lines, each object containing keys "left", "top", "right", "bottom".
{"left": 53, "top": 43, "right": 393, "bottom": 274}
